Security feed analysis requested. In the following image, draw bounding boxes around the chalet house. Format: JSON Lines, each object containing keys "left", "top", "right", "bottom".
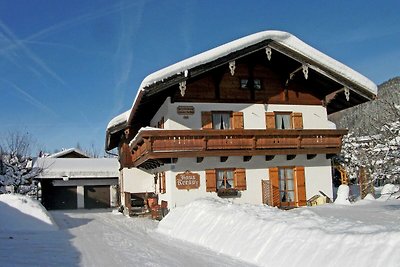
{"left": 34, "top": 148, "right": 119, "bottom": 210}
{"left": 105, "top": 31, "right": 377, "bottom": 211}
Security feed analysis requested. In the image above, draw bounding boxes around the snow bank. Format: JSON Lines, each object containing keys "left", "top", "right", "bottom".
{"left": 0, "top": 194, "right": 57, "bottom": 231}
{"left": 157, "top": 198, "right": 400, "bottom": 267}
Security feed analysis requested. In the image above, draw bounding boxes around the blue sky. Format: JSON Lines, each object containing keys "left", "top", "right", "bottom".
{"left": 0, "top": 0, "right": 399, "bottom": 155}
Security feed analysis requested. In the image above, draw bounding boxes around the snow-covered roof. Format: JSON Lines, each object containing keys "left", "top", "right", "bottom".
{"left": 49, "top": 148, "right": 89, "bottom": 158}
{"left": 34, "top": 158, "right": 119, "bottom": 179}
{"left": 139, "top": 30, "right": 376, "bottom": 94}
{"left": 106, "top": 110, "right": 130, "bottom": 134}
{"left": 106, "top": 30, "right": 378, "bottom": 150}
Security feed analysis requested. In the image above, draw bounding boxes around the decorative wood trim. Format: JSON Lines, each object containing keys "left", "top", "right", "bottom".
{"left": 128, "top": 129, "right": 347, "bottom": 168}
{"left": 287, "top": 155, "right": 296, "bottom": 160}
{"left": 307, "top": 154, "right": 317, "bottom": 160}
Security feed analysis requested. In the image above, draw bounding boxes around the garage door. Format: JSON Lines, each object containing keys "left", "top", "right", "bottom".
{"left": 84, "top": 185, "right": 110, "bottom": 209}
{"left": 43, "top": 185, "right": 77, "bottom": 210}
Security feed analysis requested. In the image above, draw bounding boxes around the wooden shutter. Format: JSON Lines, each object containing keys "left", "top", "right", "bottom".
{"left": 234, "top": 168, "right": 246, "bottom": 190}
{"left": 159, "top": 172, "right": 166, "bottom": 194}
{"left": 205, "top": 169, "right": 217, "bottom": 192}
{"left": 292, "top": 113, "right": 303, "bottom": 129}
{"left": 232, "top": 112, "right": 244, "bottom": 129}
{"left": 202, "top": 112, "right": 212, "bottom": 129}
{"left": 269, "top": 167, "right": 280, "bottom": 207}
{"left": 295, "top": 166, "right": 306, "bottom": 206}
{"left": 265, "top": 112, "right": 276, "bottom": 129}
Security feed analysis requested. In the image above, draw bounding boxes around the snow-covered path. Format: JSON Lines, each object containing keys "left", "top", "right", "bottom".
{"left": 51, "top": 209, "right": 255, "bottom": 267}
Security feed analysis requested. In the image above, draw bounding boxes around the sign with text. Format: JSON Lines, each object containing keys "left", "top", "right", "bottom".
{"left": 177, "top": 106, "right": 195, "bottom": 116}
{"left": 176, "top": 171, "right": 200, "bottom": 190}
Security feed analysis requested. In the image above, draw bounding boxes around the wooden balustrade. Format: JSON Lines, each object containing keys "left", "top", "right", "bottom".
{"left": 127, "top": 129, "right": 347, "bottom": 167}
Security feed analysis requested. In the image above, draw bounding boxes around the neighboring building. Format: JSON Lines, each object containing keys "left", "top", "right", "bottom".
{"left": 34, "top": 148, "right": 119, "bottom": 210}
{"left": 105, "top": 30, "right": 377, "bottom": 211}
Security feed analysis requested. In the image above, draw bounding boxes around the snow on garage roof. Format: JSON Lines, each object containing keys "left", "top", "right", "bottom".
{"left": 34, "top": 158, "right": 119, "bottom": 179}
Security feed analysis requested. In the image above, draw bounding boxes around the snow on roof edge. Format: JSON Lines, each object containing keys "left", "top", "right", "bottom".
{"left": 106, "top": 109, "right": 130, "bottom": 131}
{"left": 139, "top": 30, "right": 377, "bottom": 95}
{"left": 49, "top": 148, "right": 90, "bottom": 158}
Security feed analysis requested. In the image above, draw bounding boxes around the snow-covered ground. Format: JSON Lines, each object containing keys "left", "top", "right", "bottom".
{"left": 1, "top": 192, "right": 399, "bottom": 266}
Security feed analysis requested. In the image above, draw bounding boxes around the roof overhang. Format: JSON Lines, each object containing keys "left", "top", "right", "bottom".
{"left": 105, "top": 30, "right": 377, "bottom": 151}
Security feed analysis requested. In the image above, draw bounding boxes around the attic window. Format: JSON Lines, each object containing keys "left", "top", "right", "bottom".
{"left": 240, "top": 79, "right": 262, "bottom": 90}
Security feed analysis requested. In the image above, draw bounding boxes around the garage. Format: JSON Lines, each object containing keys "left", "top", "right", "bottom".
{"left": 42, "top": 183, "right": 77, "bottom": 210}
{"left": 84, "top": 185, "right": 111, "bottom": 209}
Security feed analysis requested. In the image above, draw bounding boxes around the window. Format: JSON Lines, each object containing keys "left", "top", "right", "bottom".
{"left": 269, "top": 167, "right": 306, "bottom": 208}
{"left": 216, "top": 169, "right": 234, "bottom": 189}
{"left": 275, "top": 113, "right": 292, "bottom": 129}
{"left": 206, "top": 168, "right": 246, "bottom": 192}
{"left": 240, "top": 78, "right": 262, "bottom": 90}
{"left": 279, "top": 168, "right": 295, "bottom": 204}
{"left": 265, "top": 112, "right": 303, "bottom": 129}
{"left": 202, "top": 111, "right": 243, "bottom": 129}
{"left": 212, "top": 112, "right": 231, "bottom": 129}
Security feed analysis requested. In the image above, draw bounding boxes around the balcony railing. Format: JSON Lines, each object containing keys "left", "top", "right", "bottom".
{"left": 126, "top": 129, "right": 347, "bottom": 167}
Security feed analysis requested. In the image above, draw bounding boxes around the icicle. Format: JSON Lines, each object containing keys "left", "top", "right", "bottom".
{"left": 229, "top": 61, "right": 236, "bottom": 76}
{"left": 265, "top": 47, "right": 272, "bottom": 61}
{"left": 184, "top": 70, "right": 189, "bottom": 78}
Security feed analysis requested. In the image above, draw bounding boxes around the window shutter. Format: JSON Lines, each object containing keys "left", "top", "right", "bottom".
{"left": 292, "top": 113, "right": 303, "bottom": 129}
{"left": 232, "top": 112, "right": 244, "bottom": 129}
{"left": 234, "top": 168, "right": 246, "bottom": 190}
{"left": 295, "top": 166, "right": 306, "bottom": 206}
{"left": 269, "top": 167, "right": 280, "bottom": 207}
{"left": 202, "top": 112, "right": 212, "bottom": 129}
{"left": 265, "top": 112, "right": 276, "bottom": 129}
{"left": 205, "top": 169, "right": 217, "bottom": 192}
{"left": 159, "top": 172, "right": 166, "bottom": 194}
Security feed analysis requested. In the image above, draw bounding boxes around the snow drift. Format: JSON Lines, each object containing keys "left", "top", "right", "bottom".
{"left": 0, "top": 194, "right": 57, "bottom": 231}
{"left": 157, "top": 198, "right": 400, "bottom": 267}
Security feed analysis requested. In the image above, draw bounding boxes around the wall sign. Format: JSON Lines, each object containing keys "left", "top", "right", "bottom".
{"left": 177, "top": 106, "right": 195, "bottom": 116}
{"left": 176, "top": 171, "right": 200, "bottom": 190}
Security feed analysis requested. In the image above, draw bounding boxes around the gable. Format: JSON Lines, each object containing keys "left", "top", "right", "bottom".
{"left": 106, "top": 30, "right": 377, "bottom": 150}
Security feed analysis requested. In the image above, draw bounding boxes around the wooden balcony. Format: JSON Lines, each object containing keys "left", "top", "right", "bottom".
{"left": 128, "top": 129, "right": 347, "bottom": 168}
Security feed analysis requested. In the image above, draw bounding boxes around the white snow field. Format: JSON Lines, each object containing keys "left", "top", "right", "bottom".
{"left": 1, "top": 192, "right": 400, "bottom": 266}
{"left": 158, "top": 196, "right": 400, "bottom": 267}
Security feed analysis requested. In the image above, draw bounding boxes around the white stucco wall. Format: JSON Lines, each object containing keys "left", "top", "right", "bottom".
{"left": 121, "top": 168, "right": 155, "bottom": 194}
{"left": 153, "top": 155, "right": 333, "bottom": 208}
{"left": 126, "top": 99, "right": 336, "bottom": 208}
{"left": 150, "top": 97, "right": 334, "bottom": 131}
